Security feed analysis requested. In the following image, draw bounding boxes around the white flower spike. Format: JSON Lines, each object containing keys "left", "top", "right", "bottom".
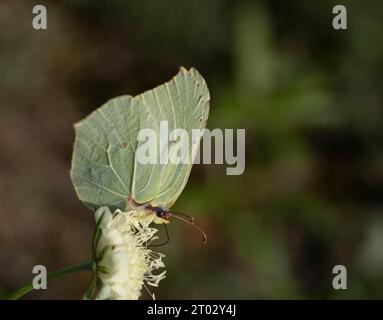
{"left": 94, "top": 207, "right": 166, "bottom": 300}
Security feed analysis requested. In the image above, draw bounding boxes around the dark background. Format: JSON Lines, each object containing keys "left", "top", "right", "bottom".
{"left": 0, "top": 0, "right": 382, "bottom": 299}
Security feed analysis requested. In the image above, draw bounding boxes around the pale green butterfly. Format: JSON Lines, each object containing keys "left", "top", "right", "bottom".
{"left": 70, "top": 67, "right": 210, "bottom": 241}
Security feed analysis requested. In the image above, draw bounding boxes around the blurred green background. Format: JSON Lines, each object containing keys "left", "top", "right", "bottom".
{"left": 0, "top": 0, "right": 382, "bottom": 299}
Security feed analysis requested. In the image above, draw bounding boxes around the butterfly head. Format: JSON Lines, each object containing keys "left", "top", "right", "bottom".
{"left": 151, "top": 206, "right": 171, "bottom": 224}
{"left": 153, "top": 206, "right": 170, "bottom": 219}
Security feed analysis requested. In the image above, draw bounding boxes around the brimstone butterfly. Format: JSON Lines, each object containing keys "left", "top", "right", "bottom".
{"left": 70, "top": 67, "right": 210, "bottom": 239}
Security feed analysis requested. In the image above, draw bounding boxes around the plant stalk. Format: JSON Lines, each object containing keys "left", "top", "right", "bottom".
{"left": 7, "top": 261, "right": 93, "bottom": 300}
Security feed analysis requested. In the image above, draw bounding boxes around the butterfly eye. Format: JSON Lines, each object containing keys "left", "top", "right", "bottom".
{"left": 154, "top": 207, "right": 164, "bottom": 216}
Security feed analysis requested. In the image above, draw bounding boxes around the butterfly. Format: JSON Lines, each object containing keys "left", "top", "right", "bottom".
{"left": 70, "top": 67, "right": 210, "bottom": 242}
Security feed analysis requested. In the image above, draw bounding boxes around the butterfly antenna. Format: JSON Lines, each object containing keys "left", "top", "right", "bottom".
{"left": 171, "top": 211, "right": 195, "bottom": 223}
{"left": 170, "top": 213, "right": 207, "bottom": 244}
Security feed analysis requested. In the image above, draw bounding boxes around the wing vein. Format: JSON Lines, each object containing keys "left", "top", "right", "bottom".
{"left": 75, "top": 175, "right": 126, "bottom": 197}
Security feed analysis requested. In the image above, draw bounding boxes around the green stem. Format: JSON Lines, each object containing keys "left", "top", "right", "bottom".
{"left": 7, "top": 261, "right": 93, "bottom": 300}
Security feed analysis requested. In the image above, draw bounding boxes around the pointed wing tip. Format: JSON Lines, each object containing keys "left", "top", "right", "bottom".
{"left": 179, "top": 66, "right": 200, "bottom": 76}
{"left": 73, "top": 121, "right": 82, "bottom": 130}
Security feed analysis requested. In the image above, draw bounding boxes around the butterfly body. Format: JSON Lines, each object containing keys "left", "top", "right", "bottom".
{"left": 127, "top": 194, "right": 170, "bottom": 224}
{"left": 126, "top": 194, "right": 206, "bottom": 243}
